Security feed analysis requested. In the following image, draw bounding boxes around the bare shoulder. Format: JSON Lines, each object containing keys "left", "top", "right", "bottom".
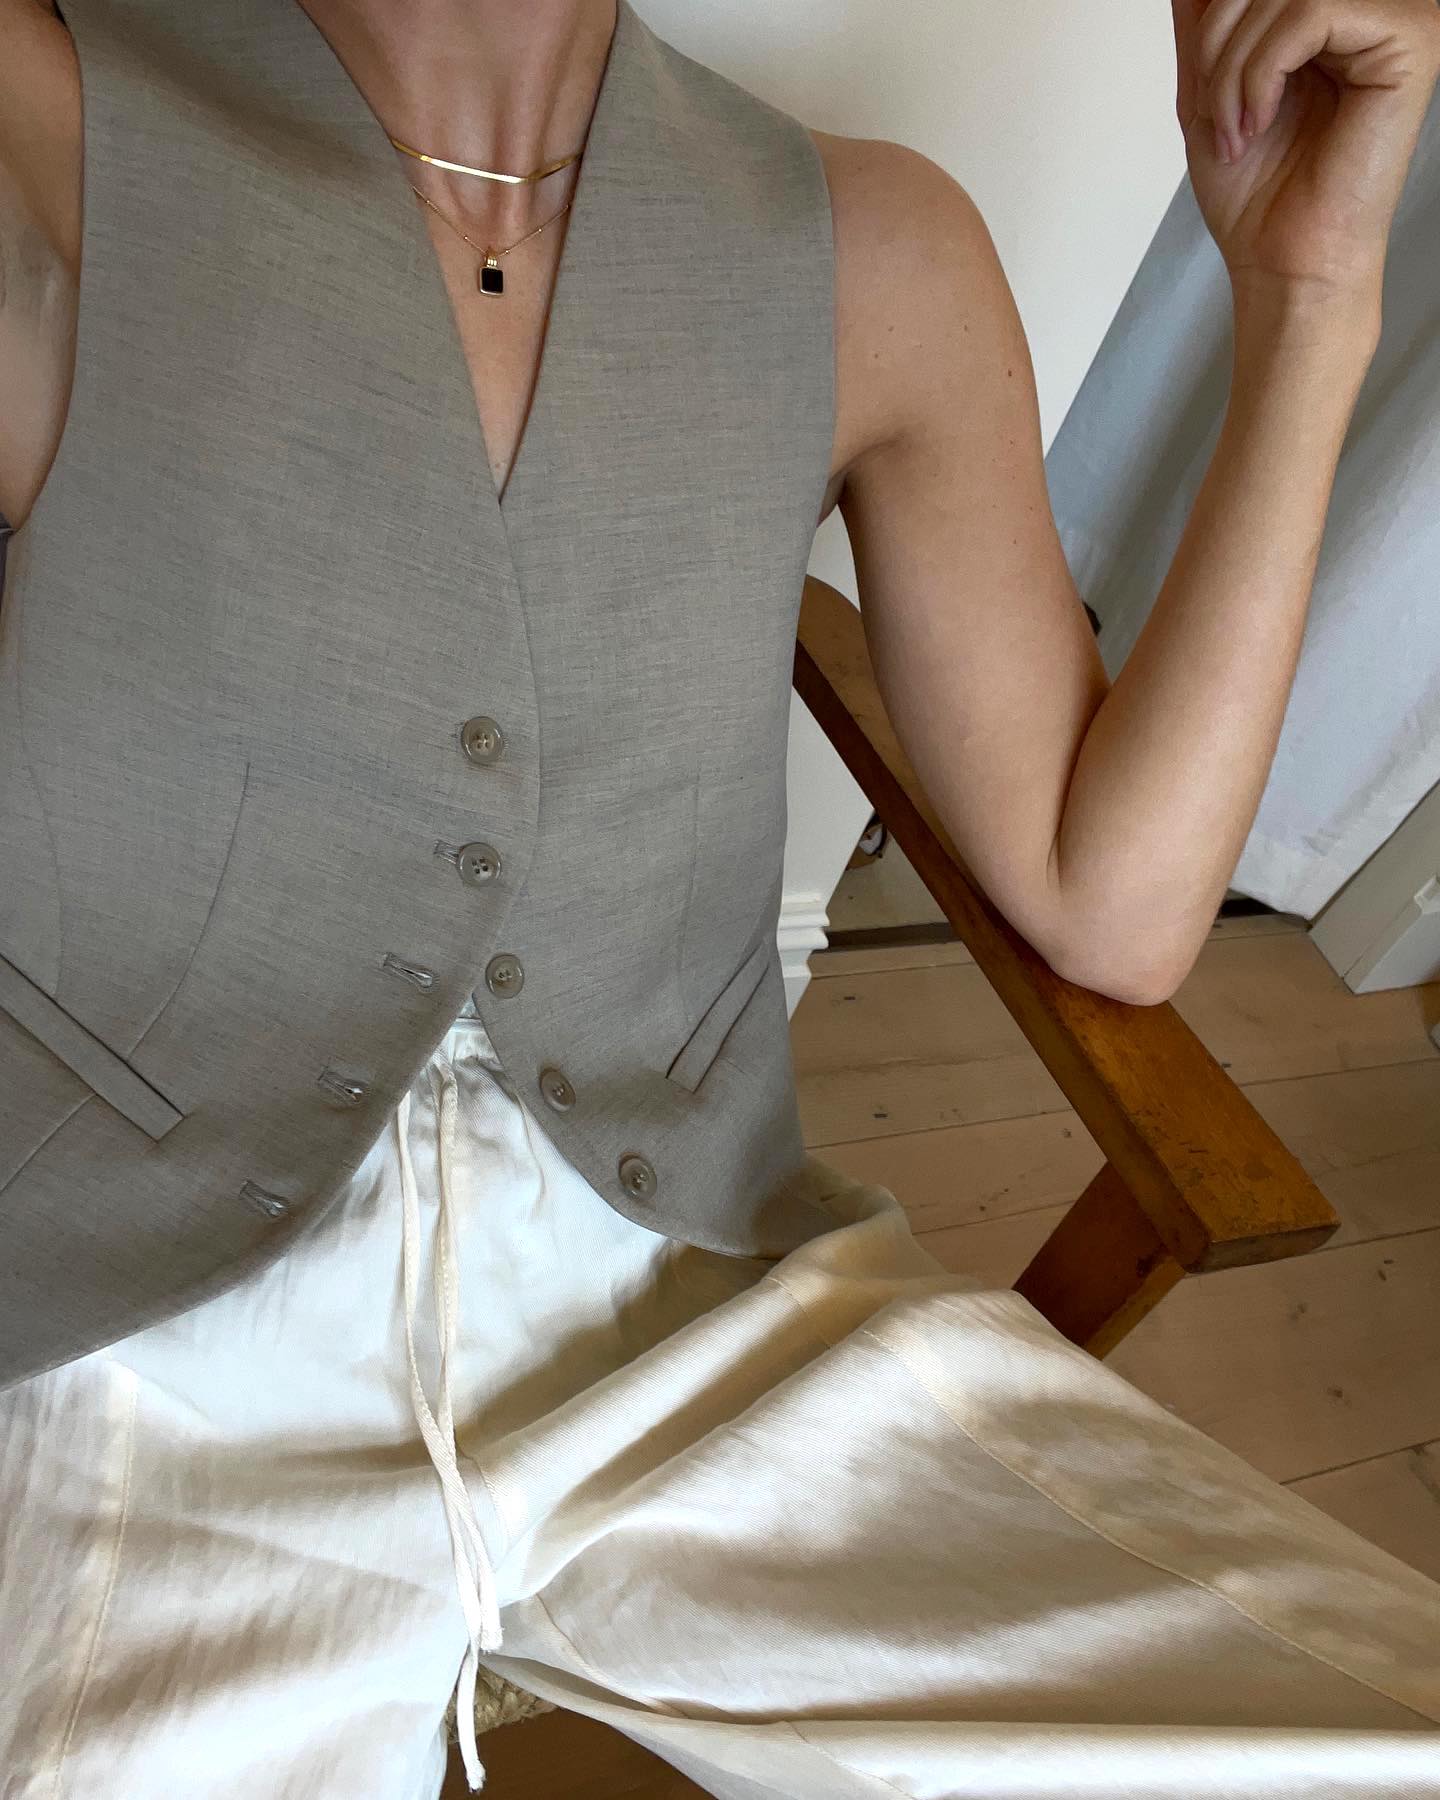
{"left": 808, "top": 127, "right": 987, "bottom": 260}
{"left": 807, "top": 128, "right": 1027, "bottom": 499}
{"left": 0, "top": 0, "right": 81, "bottom": 527}
{"left": 0, "top": 0, "right": 79, "bottom": 178}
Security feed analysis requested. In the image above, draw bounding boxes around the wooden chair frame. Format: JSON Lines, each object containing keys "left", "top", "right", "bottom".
{"left": 794, "top": 574, "right": 1340, "bottom": 1358}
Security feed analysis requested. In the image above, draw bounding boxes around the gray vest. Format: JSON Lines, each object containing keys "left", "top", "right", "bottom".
{"left": 0, "top": 0, "right": 838, "bottom": 1387}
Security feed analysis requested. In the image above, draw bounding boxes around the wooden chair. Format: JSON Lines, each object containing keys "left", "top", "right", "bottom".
{"left": 793, "top": 571, "right": 1339, "bottom": 1358}
{"left": 465, "top": 572, "right": 1342, "bottom": 1765}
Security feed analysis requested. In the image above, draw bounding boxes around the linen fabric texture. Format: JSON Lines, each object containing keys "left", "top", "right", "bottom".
{"left": 3, "top": 1010, "right": 1439, "bottom": 1798}
{"left": 0, "top": 0, "right": 839, "bottom": 1388}
{"left": 6, "top": 9, "right": 1440, "bottom": 1793}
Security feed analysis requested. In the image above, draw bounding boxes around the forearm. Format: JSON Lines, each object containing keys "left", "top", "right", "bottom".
{"left": 1049, "top": 279, "right": 1381, "bottom": 1000}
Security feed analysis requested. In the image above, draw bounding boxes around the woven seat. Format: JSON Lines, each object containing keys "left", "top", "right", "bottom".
{"left": 449, "top": 1664, "right": 557, "bottom": 1746}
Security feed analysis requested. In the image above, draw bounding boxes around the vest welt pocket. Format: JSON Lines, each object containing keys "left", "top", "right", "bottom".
{"left": 0, "top": 952, "right": 184, "bottom": 1140}
{"left": 665, "top": 934, "right": 774, "bottom": 1094}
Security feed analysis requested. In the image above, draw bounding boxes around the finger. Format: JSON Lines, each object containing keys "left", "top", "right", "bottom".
{"left": 1210, "top": 0, "right": 1288, "bottom": 154}
{"left": 1194, "top": 0, "right": 1261, "bottom": 148}
{"left": 1239, "top": 15, "right": 1299, "bottom": 141}
{"left": 1244, "top": 3, "right": 1339, "bottom": 135}
{"left": 1170, "top": 0, "right": 1206, "bottom": 126}
{"left": 1194, "top": 0, "right": 1255, "bottom": 92}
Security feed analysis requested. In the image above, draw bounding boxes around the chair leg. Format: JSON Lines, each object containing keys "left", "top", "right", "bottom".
{"left": 1014, "top": 1163, "right": 1183, "bottom": 1358}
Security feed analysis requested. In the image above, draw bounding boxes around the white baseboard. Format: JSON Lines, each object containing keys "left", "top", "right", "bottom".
{"left": 1310, "top": 776, "right": 1440, "bottom": 991}
{"left": 778, "top": 890, "right": 830, "bottom": 1018}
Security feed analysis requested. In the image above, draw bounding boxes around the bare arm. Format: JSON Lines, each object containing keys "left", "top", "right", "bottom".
{"left": 1050, "top": 282, "right": 1375, "bottom": 999}
{"left": 828, "top": 1, "right": 1437, "bottom": 1005}
{"left": 0, "top": 0, "right": 80, "bottom": 528}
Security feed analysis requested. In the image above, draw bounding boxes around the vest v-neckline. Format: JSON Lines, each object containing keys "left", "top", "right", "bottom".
{"left": 286, "top": 0, "right": 640, "bottom": 529}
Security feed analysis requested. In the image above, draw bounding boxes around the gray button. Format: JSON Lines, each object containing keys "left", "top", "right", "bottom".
{"left": 316, "top": 1066, "right": 368, "bottom": 1106}
{"left": 459, "top": 716, "right": 505, "bottom": 765}
{"left": 240, "top": 1180, "right": 292, "bottom": 1219}
{"left": 538, "top": 1066, "right": 575, "bottom": 1112}
{"left": 456, "top": 842, "right": 501, "bottom": 888}
{"left": 381, "top": 951, "right": 437, "bottom": 991}
{"left": 485, "top": 953, "right": 524, "bottom": 996}
{"left": 618, "top": 1153, "right": 657, "bottom": 1200}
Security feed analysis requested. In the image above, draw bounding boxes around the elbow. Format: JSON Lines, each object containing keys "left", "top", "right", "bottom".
{"left": 1091, "top": 969, "right": 1185, "bottom": 1009}
{"left": 1042, "top": 935, "right": 1191, "bottom": 1008}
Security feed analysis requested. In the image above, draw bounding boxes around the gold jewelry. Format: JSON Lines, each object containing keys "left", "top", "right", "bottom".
{"left": 389, "top": 137, "right": 582, "bottom": 185}
{"left": 409, "top": 183, "right": 572, "bottom": 296}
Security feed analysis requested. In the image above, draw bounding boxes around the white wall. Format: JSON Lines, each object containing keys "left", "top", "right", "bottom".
{"left": 637, "top": 0, "right": 1190, "bottom": 1008}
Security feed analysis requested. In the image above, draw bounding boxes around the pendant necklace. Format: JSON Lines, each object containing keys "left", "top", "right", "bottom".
{"left": 390, "top": 131, "right": 584, "bottom": 297}
{"left": 408, "top": 184, "right": 573, "bottom": 296}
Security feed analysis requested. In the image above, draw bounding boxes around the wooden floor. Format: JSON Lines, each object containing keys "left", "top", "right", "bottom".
{"left": 451, "top": 910, "right": 1440, "bottom": 1796}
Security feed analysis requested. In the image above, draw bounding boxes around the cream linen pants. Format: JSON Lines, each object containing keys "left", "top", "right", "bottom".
{"left": 4, "top": 1007, "right": 1440, "bottom": 1800}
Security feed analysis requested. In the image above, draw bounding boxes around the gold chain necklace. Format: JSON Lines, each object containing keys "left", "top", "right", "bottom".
{"left": 409, "top": 184, "right": 573, "bottom": 296}
{"left": 388, "top": 136, "right": 583, "bottom": 186}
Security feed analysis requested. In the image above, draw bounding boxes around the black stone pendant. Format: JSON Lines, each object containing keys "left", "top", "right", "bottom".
{"left": 479, "top": 259, "right": 504, "bottom": 296}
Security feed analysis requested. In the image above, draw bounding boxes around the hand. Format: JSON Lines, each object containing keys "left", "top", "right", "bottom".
{"left": 1171, "top": 0, "right": 1440, "bottom": 300}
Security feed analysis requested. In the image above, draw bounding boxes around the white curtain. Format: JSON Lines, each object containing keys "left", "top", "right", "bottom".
{"left": 1044, "top": 92, "right": 1440, "bottom": 919}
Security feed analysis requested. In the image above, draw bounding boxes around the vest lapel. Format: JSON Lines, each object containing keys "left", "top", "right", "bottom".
{"left": 486, "top": 0, "right": 667, "bottom": 525}
{"left": 267, "top": 0, "right": 656, "bottom": 547}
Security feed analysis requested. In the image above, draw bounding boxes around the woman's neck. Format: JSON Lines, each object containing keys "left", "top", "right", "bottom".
{"left": 295, "top": 0, "right": 618, "bottom": 225}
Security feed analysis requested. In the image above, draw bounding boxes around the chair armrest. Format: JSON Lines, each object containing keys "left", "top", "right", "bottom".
{"left": 793, "top": 573, "right": 1339, "bottom": 1281}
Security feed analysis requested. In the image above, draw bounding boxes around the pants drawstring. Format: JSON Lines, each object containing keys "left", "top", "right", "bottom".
{"left": 396, "top": 1056, "right": 504, "bottom": 1792}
